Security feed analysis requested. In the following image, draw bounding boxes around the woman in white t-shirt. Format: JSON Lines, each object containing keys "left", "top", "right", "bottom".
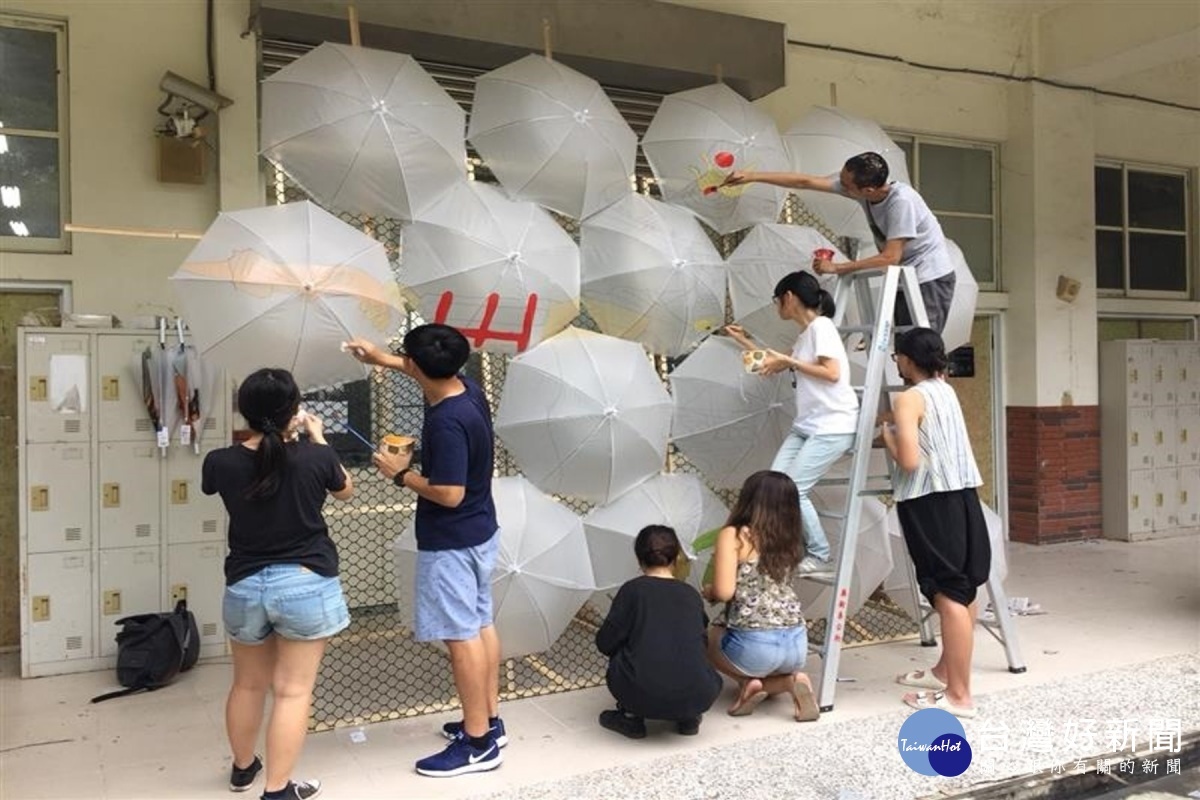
{"left": 726, "top": 271, "right": 859, "bottom": 573}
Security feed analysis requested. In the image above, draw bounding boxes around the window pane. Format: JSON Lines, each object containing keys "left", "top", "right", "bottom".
{"left": 1095, "top": 230, "right": 1124, "bottom": 290}
{"left": 1129, "top": 233, "right": 1187, "bottom": 292}
{"left": 1139, "top": 320, "right": 1193, "bottom": 341}
{"left": 940, "top": 215, "right": 993, "bottom": 284}
{"left": 0, "top": 133, "right": 60, "bottom": 238}
{"left": 896, "top": 139, "right": 914, "bottom": 180}
{"left": 0, "top": 26, "right": 59, "bottom": 132}
{"left": 1098, "top": 319, "right": 1139, "bottom": 341}
{"left": 1094, "top": 166, "right": 1122, "bottom": 227}
{"left": 1128, "top": 171, "right": 1186, "bottom": 231}
{"left": 918, "top": 143, "right": 992, "bottom": 214}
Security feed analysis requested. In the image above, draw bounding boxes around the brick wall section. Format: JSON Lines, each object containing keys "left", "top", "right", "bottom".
{"left": 1006, "top": 406, "right": 1102, "bottom": 544}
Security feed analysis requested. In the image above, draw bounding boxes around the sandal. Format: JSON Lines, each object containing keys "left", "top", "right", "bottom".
{"left": 902, "top": 690, "right": 977, "bottom": 719}
{"left": 896, "top": 669, "right": 947, "bottom": 691}
{"left": 791, "top": 674, "right": 820, "bottom": 722}
{"left": 728, "top": 678, "right": 768, "bottom": 717}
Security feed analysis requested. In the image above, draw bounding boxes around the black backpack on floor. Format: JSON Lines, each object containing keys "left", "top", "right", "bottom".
{"left": 91, "top": 599, "right": 201, "bottom": 703}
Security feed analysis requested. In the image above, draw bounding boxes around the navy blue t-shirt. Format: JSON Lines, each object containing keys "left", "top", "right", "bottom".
{"left": 415, "top": 376, "right": 497, "bottom": 551}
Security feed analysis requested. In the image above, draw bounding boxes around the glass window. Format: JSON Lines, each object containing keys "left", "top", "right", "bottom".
{"left": 1094, "top": 162, "right": 1190, "bottom": 297}
{"left": 0, "top": 16, "right": 68, "bottom": 253}
{"left": 1098, "top": 318, "right": 1195, "bottom": 342}
{"left": 891, "top": 134, "right": 998, "bottom": 289}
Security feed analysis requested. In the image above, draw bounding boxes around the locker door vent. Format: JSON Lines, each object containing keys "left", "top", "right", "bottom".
{"left": 202, "top": 622, "right": 218, "bottom": 638}
{"left": 135, "top": 524, "right": 152, "bottom": 538}
{"left": 135, "top": 419, "right": 153, "bottom": 432}
{"left": 63, "top": 420, "right": 82, "bottom": 434}
{"left": 202, "top": 520, "right": 218, "bottom": 534}
{"left": 65, "top": 636, "right": 83, "bottom": 651}
{"left": 64, "top": 528, "right": 83, "bottom": 542}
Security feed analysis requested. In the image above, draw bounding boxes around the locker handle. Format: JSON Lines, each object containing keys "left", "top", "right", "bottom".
{"left": 1131, "top": 495, "right": 1139, "bottom": 510}
{"left": 1155, "top": 431, "right": 1164, "bottom": 445}
{"left": 31, "top": 596, "right": 50, "bottom": 621}
{"left": 29, "top": 376, "right": 48, "bottom": 401}
{"left": 102, "top": 376, "right": 120, "bottom": 401}
{"left": 103, "top": 590, "right": 122, "bottom": 615}
{"left": 1129, "top": 368, "right": 1138, "bottom": 382}
{"left": 30, "top": 486, "right": 49, "bottom": 511}
{"left": 1155, "top": 493, "right": 1163, "bottom": 507}
{"left": 1130, "top": 432, "right": 1139, "bottom": 446}
{"left": 103, "top": 483, "right": 121, "bottom": 508}
{"left": 171, "top": 479, "right": 189, "bottom": 505}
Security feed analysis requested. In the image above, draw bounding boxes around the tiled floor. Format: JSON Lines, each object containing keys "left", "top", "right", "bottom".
{"left": 3, "top": 535, "right": 1198, "bottom": 800}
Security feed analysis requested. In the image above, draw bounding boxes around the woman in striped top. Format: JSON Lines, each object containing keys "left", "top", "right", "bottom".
{"left": 880, "top": 328, "right": 990, "bottom": 719}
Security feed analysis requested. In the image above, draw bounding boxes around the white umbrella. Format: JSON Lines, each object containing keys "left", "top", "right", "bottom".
{"left": 582, "top": 473, "right": 728, "bottom": 591}
{"left": 793, "top": 487, "right": 894, "bottom": 617}
{"left": 394, "top": 476, "right": 595, "bottom": 660}
{"left": 726, "top": 224, "right": 845, "bottom": 352}
{"left": 641, "top": 83, "right": 789, "bottom": 235}
{"left": 468, "top": 54, "right": 637, "bottom": 220}
{"left": 261, "top": 42, "right": 466, "bottom": 221}
{"left": 783, "top": 106, "right": 911, "bottom": 241}
{"left": 495, "top": 327, "right": 672, "bottom": 504}
{"left": 941, "top": 239, "right": 980, "bottom": 352}
{"left": 400, "top": 181, "right": 580, "bottom": 355}
{"left": 170, "top": 201, "right": 404, "bottom": 390}
{"left": 580, "top": 194, "right": 725, "bottom": 357}
{"left": 668, "top": 336, "right": 795, "bottom": 490}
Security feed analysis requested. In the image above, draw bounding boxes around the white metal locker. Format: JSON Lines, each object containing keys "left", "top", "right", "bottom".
{"left": 1179, "top": 466, "right": 1199, "bottom": 529}
{"left": 25, "top": 443, "right": 91, "bottom": 553}
{"left": 1151, "top": 344, "right": 1178, "bottom": 407}
{"left": 1121, "top": 341, "right": 1154, "bottom": 407}
{"left": 98, "top": 442, "right": 161, "bottom": 548}
{"left": 1176, "top": 406, "right": 1200, "bottom": 466}
{"left": 98, "top": 548, "right": 161, "bottom": 657}
{"left": 97, "top": 334, "right": 162, "bottom": 442}
{"left": 25, "top": 552, "right": 93, "bottom": 664}
{"left": 1128, "top": 407, "right": 1156, "bottom": 470}
{"left": 1176, "top": 345, "right": 1199, "bottom": 405}
{"left": 166, "top": 542, "right": 226, "bottom": 647}
{"left": 1152, "top": 468, "right": 1179, "bottom": 532}
{"left": 166, "top": 445, "right": 225, "bottom": 544}
{"left": 1151, "top": 407, "right": 1178, "bottom": 467}
{"left": 22, "top": 332, "right": 91, "bottom": 443}
{"left": 1126, "top": 469, "right": 1156, "bottom": 535}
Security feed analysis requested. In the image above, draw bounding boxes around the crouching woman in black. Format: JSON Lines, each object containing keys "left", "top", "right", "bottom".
{"left": 595, "top": 525, "right": 722, "bottom": 738}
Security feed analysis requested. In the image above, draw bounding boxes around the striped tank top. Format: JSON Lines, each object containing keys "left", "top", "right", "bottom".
{"left": 892, "top": 378, "right": 983, "bottom": 502}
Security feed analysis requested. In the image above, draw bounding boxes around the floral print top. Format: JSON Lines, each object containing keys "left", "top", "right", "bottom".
{"left": 721, "top": 559, "right": 806, "bottom": 630}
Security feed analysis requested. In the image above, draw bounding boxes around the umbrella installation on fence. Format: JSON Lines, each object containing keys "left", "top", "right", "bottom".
{"left": 468, "top": 53, "right": 637, "bottom": 220}
{"left": 642, "top": 82, "right": 790, "bottom": 235}
{"left": 260, "top": 42, "right": 467, "bottom": 222}
{"left": 726, "top": 223, "right": 845, "bottom": 353}
{"left": 782, "top": 105, "right": 911, "bottom": 242}
{"left": 668, "top": 335, "right": 795, "bottom": 490}
{"left": 400, "top": 181, "right": 580, "bottom": 355}
{"left": 580, "top": 194, "right": 726, "bottom": 357}
{"left": 582, "top": 472, "right": 728, "bottom": 591}
{"left": 169, "top": 200, "right": 405, "bottom": 391}
{"left": 494, "top": 327, "right": 672, "bottom": 505}
{"left": 394, "top": 476, "right": 595, "bottom": 660}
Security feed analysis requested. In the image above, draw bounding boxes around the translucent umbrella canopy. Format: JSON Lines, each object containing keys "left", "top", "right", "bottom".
{"left": 468, "top": 54, "right": 637, "bottom": 220}
{"left": 495, "top": 327, "right": 672, "bottom": 505}
{"left": 726, "top": 224, "right": 845, "bottom": 352}
{"left": 582, "top": 473, "right": 728, "bottom": 591}
{"left": 261, "top": 42, "right": 466, "bottom": 221}
{"left": 941, "top": 239, "right": 980, "bottom": 352}
{"left": 581, "top": 194, "right": 726, "bottom": 357}
{"left": 400, "top": 181, "right": 580, "bottom": 355}
{"left": 394, "top": 476, "right": 595, "bottom": 660}
{"left": 170, "top": 201, "right": 404, "bottom": 390}
{"left": 669, "top": 336, "right": 795, "bottom": 490}
{"left": 783, "top": 106, "right": 911, "bottom": 241}
{"left": 642, "top": 83, "right": 789, "bottom": 235}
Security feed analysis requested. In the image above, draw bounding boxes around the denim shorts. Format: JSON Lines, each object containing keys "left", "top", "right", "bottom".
{"left": 414, "top": 533, "right": 498, "bottom": 642}
{"left": 223, "top": 564, "right": 350, "bottom": 644}
{"left": 720, "top": 624, "right": 808, "bottom": 677}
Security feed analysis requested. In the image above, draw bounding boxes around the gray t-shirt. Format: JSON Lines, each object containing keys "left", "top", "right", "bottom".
{"left": 830, "top": 178, "right": 955, "bottom": 283}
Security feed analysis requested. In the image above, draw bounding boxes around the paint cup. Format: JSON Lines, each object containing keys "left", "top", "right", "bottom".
{"left": 813, "top": 248, "right": 835, "bottom": 262}
{"left": 381, "top": 434, "right": 415, "bottom": 455}
{"left": 742, "top": 350, "right": 768, "bottom": 374}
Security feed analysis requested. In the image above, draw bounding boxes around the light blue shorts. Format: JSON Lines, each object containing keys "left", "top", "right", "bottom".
{"left": 414, "top": 533, "right": 498, "bottom": 642}
{"left": 721, "top": 624, "right": 808, "bottom": 677}
{"left": 223, "top": 564, "right": 350, "bottom": 644}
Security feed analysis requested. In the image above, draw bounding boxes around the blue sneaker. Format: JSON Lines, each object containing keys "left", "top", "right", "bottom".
{"left": 440, "top": 717, "right": 508, "bottom": 747}
{"left": 415, "top": 736, "right": 503, "bottom": 777}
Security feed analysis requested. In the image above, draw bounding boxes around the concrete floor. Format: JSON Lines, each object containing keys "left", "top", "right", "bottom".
{"left": 2, "top": 535, "right": 1198, "bottom": 800}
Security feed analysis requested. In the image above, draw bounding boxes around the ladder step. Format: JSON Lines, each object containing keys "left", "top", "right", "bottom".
{"left": 799, "top": 573, "right": 837, "bottom": 586}
{"left": 852, "top": 385, "right": 909, "bottom": 394}
{"left": 816, "top": 475, "right": 892, "bottom": 486}
{"left": 817, "top": 511, "right": 846, "bottom": 520}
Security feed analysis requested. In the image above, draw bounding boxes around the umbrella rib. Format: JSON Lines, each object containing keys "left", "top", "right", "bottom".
{"left": 261, "top": 110, "right": 378, "bottom": 154}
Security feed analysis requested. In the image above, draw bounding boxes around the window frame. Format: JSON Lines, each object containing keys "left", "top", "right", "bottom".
{"left": 1095, "top": 159, "right": 1191, "bottom": 300}
{"left": 0, "top": 13, "right": 71, "bottom": 254}
{"left": 888, "top": 132, "right": 1000, "bottom": 292}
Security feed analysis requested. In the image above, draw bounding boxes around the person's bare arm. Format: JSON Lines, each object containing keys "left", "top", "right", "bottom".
{"left": 723, "top": 171, "right": 836, "bottom": 192}
{"left": 343, "top": 338, "right": 409, "bottom": 372}
{"left": 703, "top": 526, "right": 741, "bottom": 603}
{"left": 815, "top": 238, "right": 906, "bottom": 277}
{"left": 882, "top": 389, "right": 924, "bottom": 472}
{"left": 373, "top": 448, "right": 467, "bottom": 508}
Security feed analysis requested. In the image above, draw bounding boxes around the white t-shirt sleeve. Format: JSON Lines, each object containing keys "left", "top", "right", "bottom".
{"left": 811, "top": 317, "right": 845, "bottom": 360}
{"left": 827, "top": 173, "right": 846, "bottom": 195}
{"left": 881, "top": 191, "right": 919, "bottom": 240}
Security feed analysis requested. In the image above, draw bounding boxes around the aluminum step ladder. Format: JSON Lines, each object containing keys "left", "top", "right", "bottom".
{"left": 811, "top": 265, "right": 1026, "bottom": 712}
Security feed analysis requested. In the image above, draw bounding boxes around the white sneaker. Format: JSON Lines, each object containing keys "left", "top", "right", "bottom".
{"left": 798, "top": 555, "right": 833, "bottom": 575}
